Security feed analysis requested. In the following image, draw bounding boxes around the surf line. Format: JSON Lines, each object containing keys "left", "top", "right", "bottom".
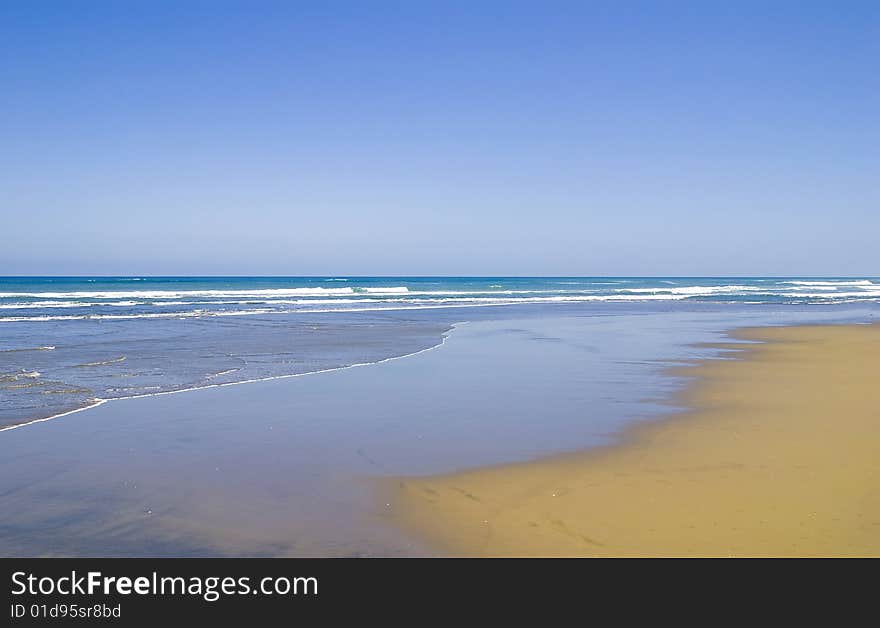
{"left": 0, "top": 323, "right": 465, "bottom": 434}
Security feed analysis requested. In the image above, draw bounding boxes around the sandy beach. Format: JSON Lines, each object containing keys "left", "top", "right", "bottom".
{"left": 389, "top": 323, "right": 880, "bottom": 557}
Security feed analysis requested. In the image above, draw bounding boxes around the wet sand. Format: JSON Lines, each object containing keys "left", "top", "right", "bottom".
{"left": 389, "top": 324, "right": 880, "bottom": 557}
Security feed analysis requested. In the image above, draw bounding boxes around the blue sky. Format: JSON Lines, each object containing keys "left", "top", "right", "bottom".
{"left": 2, "top": 1, "right": 878, "bottom": 275}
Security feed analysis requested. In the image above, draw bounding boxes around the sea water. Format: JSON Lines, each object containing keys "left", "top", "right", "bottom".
{"left": 1, "top": 276, "right": 878, "bottom": 429}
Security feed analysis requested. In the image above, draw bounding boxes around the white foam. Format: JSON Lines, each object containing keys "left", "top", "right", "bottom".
{"left": 205, "top": 368, "right": 240, "bottom": 380}
{"left": 0, "top": 309, "right": 270, "bottom": 322}
{"left": 3, "top": 280, "right": 879, "bottom": 323}
{"left": 619, "top": 285, "right": 765, "bottom": 295}
{"left": 783, "top": 280, "right": 874, "bottom": 287}
{"left": 0, "top": 293, "right": 706, "bottom": 322}
{"left": 359, "top": 287, "right": 409, "bottom": 294}
{"left": 778, "top": 290, "right": 880, "bottom": 299}
{"left": 0, "top": 300, "right": 148, "bottom": 309}
{"left": 0, "top": 301, "right": 101, "bottom": 309}
{"left": 75, "top": 356, "right": 126, "bottom": 367}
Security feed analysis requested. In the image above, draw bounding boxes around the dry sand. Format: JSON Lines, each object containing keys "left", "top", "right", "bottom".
{"left": 387, "top": 324, "right": 880, "bottom": 556}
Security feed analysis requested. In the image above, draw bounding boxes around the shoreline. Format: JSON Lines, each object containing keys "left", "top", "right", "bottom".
{"left": 387, "top": 322, "right": 880, "bottom": 557}
{"left": 0, "top": 324, "right": 460, "bottom": 433}
{"left": 3, "top": 299, "right": 875, "bottom": 435}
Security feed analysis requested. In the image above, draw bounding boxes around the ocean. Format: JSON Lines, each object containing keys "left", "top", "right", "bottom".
{"left": 3, "top": 276, "right": 880, "bottom": 322}
{"left": 1, "top": 276, "right": 878, "bottom": 430}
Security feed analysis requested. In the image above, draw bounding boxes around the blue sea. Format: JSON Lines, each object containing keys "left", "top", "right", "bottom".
{"left": 1, "top": 276, "right": 878, "bottom": 430}
{"left": 2, "top": 276, "right": 880, "bottom": 321}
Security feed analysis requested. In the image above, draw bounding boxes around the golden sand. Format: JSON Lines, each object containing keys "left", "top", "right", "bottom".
{"left": 388, "top": 324, "right": 880, "bottom": 557}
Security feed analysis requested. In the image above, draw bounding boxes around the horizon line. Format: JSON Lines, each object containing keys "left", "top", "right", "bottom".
{"left": 2, "top": 274, "right": 879, "bottom": 280}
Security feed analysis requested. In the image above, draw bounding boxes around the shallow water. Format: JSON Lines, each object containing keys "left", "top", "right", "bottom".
{"left": 3, "top": 276, "right": 880, "bottom": 428}
{"left": 0, "top": 311, "right": 451, "bottom": 429}
{"left": 0, "top": 302, "right": 876, "bottom": 556}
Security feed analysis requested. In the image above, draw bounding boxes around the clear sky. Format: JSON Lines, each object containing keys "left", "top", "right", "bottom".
{"left": 2, "top": 1, "right": 878, "bottom": 276}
